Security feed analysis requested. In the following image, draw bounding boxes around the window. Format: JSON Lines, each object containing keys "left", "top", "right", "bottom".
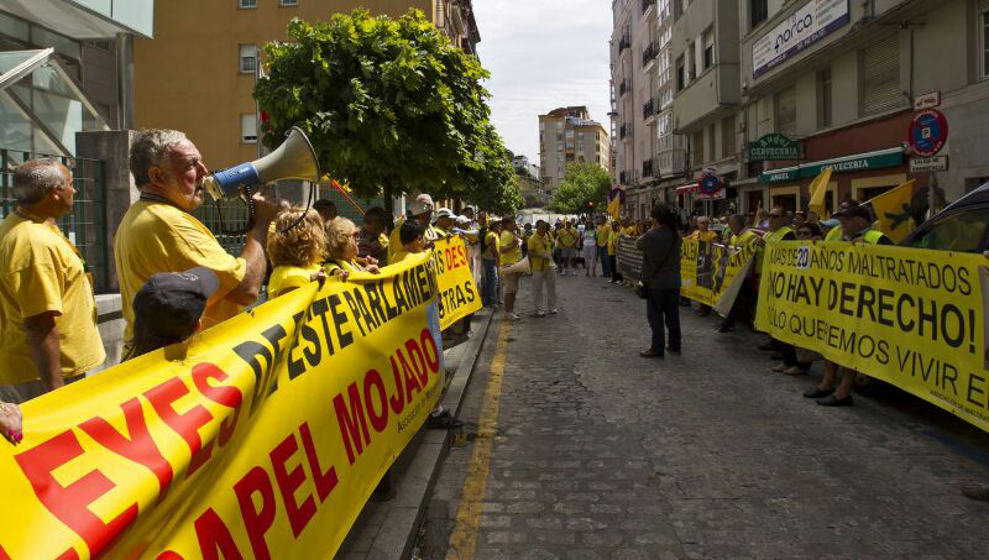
{"left": 238, "top": 0, "right": 258, "bottom": 8}
{"left": 983, "top": 7, "right": 989, "bottom": 78}
{"left": 775, "top": 86, "right": 797, "bottom": 136}
{"left": 239, "top": 44, "right": 257, "bottom": 73}
{"left": 721, "top": 115, "right": 736, "bottom": 157}
{"left": 907, "top": 208, "right": 989, "bottom": 253}
{"left": 241, "top": 114, "right": 257, "bottom": 143}
{"left": 676, "top": 55, "right": 685, "bottom": 90}
{"left": 861, "top": 35, "right": 902, "bottom": 116}
{"left": 750, "top": 0, "right": 768, "bottom": 29}
{"left": 556, "top": 133, "right": 563, "bottom": 141}
{"left": 280, "top": 0, "right": 298, "bottom": 5}
{"left": 703, "top": 29, "right": 714, "bottom": 70}
{"left": 692, "top": 130, "right": 704, "bottom": 166}
{"left": 817, "top": 68, "right": 832, "bottom": 128}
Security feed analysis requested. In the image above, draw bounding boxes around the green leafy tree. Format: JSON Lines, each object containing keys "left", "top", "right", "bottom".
{"left": 254, "top": 9, "right": 511, "bottom": 208}
{"left": 549, "top": 162, "right": 611, "bottom": 214}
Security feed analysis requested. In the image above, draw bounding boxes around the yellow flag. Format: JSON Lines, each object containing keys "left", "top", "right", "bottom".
{"left": 607, "top": 193, "right": 621, "bottom": 220}
{"left": 807, "top": 167, "right": 832, "bottom": 217}
{"left": 868, "top": 179, "right": 916, "bottom": 243}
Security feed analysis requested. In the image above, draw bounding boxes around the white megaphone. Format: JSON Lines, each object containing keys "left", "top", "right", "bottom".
{"left": 202, "top": 126, "right": 320, "bottom": 200}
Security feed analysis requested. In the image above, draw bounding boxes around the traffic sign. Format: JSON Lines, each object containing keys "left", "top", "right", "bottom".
{"left": 909, "top": 155, "right": 948, "bottom": 173}
{"left": 909, "top": 109, "right": 948, "bottom": 157}
{"left": 699, "top": 174, "right": 722, "bottom": 195}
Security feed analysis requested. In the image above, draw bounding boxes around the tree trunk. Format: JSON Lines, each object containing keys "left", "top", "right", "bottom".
{"left": 384, "top": 183, "right": 394, "bottom": 215}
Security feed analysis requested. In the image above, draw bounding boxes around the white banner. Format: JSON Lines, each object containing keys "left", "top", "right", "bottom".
{"left": 752, "top": 0, "right": 850, "bottom": 77}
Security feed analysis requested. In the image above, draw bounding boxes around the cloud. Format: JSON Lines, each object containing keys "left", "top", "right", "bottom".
{"left": 474, "top": 0, "right": 612, "bottom": 164}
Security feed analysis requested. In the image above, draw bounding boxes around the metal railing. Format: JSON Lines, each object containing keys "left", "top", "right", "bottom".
{"left": 618, "top": 35, "right": 630, "bottom": 53}
{"left": 642, "top": 99, "right": 655, "bottom": 120}
{"left": 618, "top": 79, "right": 630, "bottom": 97}
{"left": 619, "top": 123, "right": 631, "bottom": 140}
{"left": 617, "top": 235, "right": 643, "bottom": 283}
{"left": 642, "top": 158, "right": 654, "bottom": 178}
{"left": 642, "top": 41, "right": 659, "bottom": 66}
{"left": 0, "top": 149, "right": 109, "bottom": 293}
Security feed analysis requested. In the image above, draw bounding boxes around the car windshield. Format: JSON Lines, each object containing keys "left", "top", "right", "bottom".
{"left": 908, "top": 207, "right": 989, "bottom": 253}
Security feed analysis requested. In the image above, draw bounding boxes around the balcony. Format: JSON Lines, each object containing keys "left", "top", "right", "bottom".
{"left": 619, "top": 123, "right": 631, "bottom": 140}
{"left": 641, "top": 0, "right": 655, "bottom": 15}
{"left": 619, "top": 170, "right": 628, "bottom": 185}
{"left": 642, "top": 159, "right": 655, "bottom": 178}
{"left": 618, "top": 35, "right": 630, "bottom": 54}
{"left": 673, "top": 63, "right": 741, "bottom": 133}
{"left": 641, "top": 41, "right": 659, "bottom": 68}
{"left": 642, "top": 99, "right": 655, "bottom": 120}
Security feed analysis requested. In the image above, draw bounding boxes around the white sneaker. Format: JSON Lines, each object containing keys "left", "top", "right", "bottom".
{"left": 549, "top": 308, "right": 559, "bottom": 314}
{"left": 534, "top": 311, "right": 546, "bottom": 318}
{"left": 506, "top": 312, "right": 521, "bottom": 321}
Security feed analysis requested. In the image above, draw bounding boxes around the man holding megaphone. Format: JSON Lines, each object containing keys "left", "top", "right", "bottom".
{"left": 115, "top": 129, "right": 280, "bottom": 360}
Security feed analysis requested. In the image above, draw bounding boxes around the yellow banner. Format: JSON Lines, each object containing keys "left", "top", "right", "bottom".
{"left": 755, "top": 241, "right": 989, "bottom": 431}
{"left": 0, "top": 253, "right": 444, "bottom": 560}
{"left": 432, "top": 236, "right": 482, "bottom": 330}
{"left": 680, "top": 238, "right": 758, "bottom": 315}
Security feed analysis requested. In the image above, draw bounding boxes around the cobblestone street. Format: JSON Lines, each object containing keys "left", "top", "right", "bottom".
{"left": 418, "top": 272, "right": 989, "bottom": 559}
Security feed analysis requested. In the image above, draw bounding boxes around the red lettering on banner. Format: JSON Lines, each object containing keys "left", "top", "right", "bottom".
{"left": 420, "top": 328, "right": 440, "bottom": 373}
{"left": 78, "top": 397, "right": 174, "bottom": 501}
{"left": 144, "top": 376, "right": 215, "bottom": 477}
{"left": 299, "top": 422, "right": 338, "bottom": 502}
{"left": 191, "top": 363, "right": 244, "bottom": 446}
{"left": 399, "top": 350, "right": 421, "bottom": 403}
{"left": 389, "top": 356, "right": 406, "bottom": 414}
{"left": 233, "top": 466, "right": 277, "bottom": 560}
{"left": 334, "top": 383, "right": 370, "bottom": 465}
{"left": 364, "top": 369, "right": 389, "bottom": 432}
{"left": 405, "top": 339, "right": 429, "bottom": 387}
{"left": 194, "top": 507, "right": 244, "bottom": 560}
{"left": 270, "top": 433, "right": 316, "bottom": 538}
{"left": 14, "top": 431, "right": 137, "bottom": 558}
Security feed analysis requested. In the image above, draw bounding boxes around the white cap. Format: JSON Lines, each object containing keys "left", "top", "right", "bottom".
{"left": 455, "top": 214, "right": 471, "bottom": 225}
{"left": 435, "top": 207, "right": 454, "bottom": 219}
{"left": 408, "top": 194, "right": 434, "bottom": 216}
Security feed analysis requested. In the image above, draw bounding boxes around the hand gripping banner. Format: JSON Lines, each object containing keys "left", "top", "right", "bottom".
{"left": 756, "top": 241, "right": 989, "bottom": 432}
{"left": 0, "top": 253, "right": 445, "bottom": 560}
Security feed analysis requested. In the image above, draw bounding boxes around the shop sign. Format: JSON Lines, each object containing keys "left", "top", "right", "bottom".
{"left": 913, "top": 91, "right": 941, "bottom": 111}
{"left": 752, "top": 0, "right": 850, "bottom": 78}
{"left": 761, "top": 149, "right": 904, "bottom": 184}
{"left": 747, "top": 133, "right": 802, "bottom": 161}
{"left": 909, "top": 109, "right": 948, "bottom": 157}
{"left": 909, "top": 155, "right": 948, "bottom": 173}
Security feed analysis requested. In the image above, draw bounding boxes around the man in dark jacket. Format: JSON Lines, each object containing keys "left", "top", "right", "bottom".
{"left": 636, "top": 204, "right": 682, "bottom": 358}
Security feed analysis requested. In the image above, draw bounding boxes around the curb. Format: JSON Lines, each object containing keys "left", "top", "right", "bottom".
{"left": 337, "top": 308, "right": 495, "bottom": 560}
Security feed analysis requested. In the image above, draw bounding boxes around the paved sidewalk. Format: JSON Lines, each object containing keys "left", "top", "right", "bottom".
{"left": 418, "top": 272, "right": 989, "bottom": 559}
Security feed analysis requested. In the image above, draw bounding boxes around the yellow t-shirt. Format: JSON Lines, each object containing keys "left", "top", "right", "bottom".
{"left": 483, "top": 231, "right": 500, "bottom": 260}
{"left": 500, "top": 230, "right": 521, "bottom": 265}
{"left": 556, "top": 228, "right": 578, "bottom": 249}
{"left": 527, "top": 233, "right": 555, "bottom": 272}
{"left": 596, "top": 224, "right": 611, "bottom": 247}
{"left": 388, "top": 217, "right": 439, "bottom": 263}
{"left": 115, "top": 200, "right": 247, "bottom": 348}
{"left": 267, "top": 263, "right": 321, "bottom": 298}
{"left": 389, "top": 249, "right": 426, "bottom": 265}
{"left": 690, "top": 230, "right": 718, "bottom": 243}
{"left": 323, "top": 259, "right": 363, "bottom": 276}
{"left": 607, "top": 230, "right": 620, "bottom": 255}
{"left": 0, "top": 212, "right": 105, "bottom": 383}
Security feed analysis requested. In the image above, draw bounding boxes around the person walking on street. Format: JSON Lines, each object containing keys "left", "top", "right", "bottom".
{"left": 0, "top": 159, "right": 105, "bottom": 402}
{"left": 527, "top": 220, "right": 558, "bottom": 317}
{"left": 582, "top": 222, "right": 598, "bottom": 277}
{"left": 556, "top": 221, "right": 579, "bottom": 275}
{"left": 638, "top": 204, "right": 682, "bottom": 358}
{"left": 499, "top": 216, "right": 523, "bottom": 320}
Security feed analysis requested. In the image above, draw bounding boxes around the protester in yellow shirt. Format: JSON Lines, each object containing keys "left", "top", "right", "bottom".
{"left": 527, "top": 220, "right": 557, "bottom": 316}
{"left": 358, "top": 206, "right": 390, "bottom": 265}
{"left": 389, "top": 219, "right": 427, "bottom": 265}
{"left": 266, "top": 208, "right": 327, "bottom": 298}
{"left": 0, "top": 159, "right": 104, "bottom": 402}
{"left": 498, "top": 216, "right": 523, "bottom": 320}
{"left": 325, "top": 217, "right": 382, "bottom": 279}
{"left": 555, "top": 221, "right": 579, "bottom": 276}
{"left": 481, "top": 220, "right": 502, "bottom": 307}
{"left": 115, "top": 130, "right": 278, "bottom": 360}
{"left": 607, "top": 221, "right": 623, "bottom": 283}
{"left": 388, "top": 194, "right": 439, "bottom": 263}
{"left": 595, "top": 218, "right": 612, "bottom": 278}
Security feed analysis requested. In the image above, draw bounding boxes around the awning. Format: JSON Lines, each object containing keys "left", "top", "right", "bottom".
{"left": 0, "top": 0, "right": 154, "bottom": 39}
{"left": 761, "top": 147, "right": 905, "bottom": 184}
{"left": 676, "top": 182, "right": 700, "bottom": 194}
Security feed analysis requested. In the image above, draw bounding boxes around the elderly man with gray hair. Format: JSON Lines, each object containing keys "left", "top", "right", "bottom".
{"left": 115, "top": 129, "right": 278, "bottom": 359}
{"left": 0, "top": 158, "right": 105, "bottom": 402}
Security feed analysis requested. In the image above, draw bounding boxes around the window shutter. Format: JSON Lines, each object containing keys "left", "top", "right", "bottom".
{"left": 862, "top": 35, "right": 902, "bottom": 115}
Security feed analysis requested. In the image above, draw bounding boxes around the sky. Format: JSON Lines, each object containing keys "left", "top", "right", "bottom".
{"left": 472, "top": 0, "right": 613, "bottom": 165}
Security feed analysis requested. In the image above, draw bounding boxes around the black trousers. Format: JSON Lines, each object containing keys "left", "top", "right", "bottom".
{"left": 646, "top": 288, "right": 681, "bottom": 354}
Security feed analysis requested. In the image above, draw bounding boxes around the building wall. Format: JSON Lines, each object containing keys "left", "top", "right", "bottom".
{"left": 134, "top": 0, "right": 451, "bottom": 169}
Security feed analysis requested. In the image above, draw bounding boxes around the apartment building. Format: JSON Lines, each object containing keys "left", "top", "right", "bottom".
{"left": 512, "top": 154, "right": 547, "bottom": 207}
{"left": 0, "top": 1, "right": 154, "bottom": 155}
{"left": 133, "top": 0, "right": 479, "bottom": 170}
{"left": 611, "top": 0, "right": 688, "bottom": 220}
{"left": 538, "top": 106, "right": 611, "bottom": 191}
